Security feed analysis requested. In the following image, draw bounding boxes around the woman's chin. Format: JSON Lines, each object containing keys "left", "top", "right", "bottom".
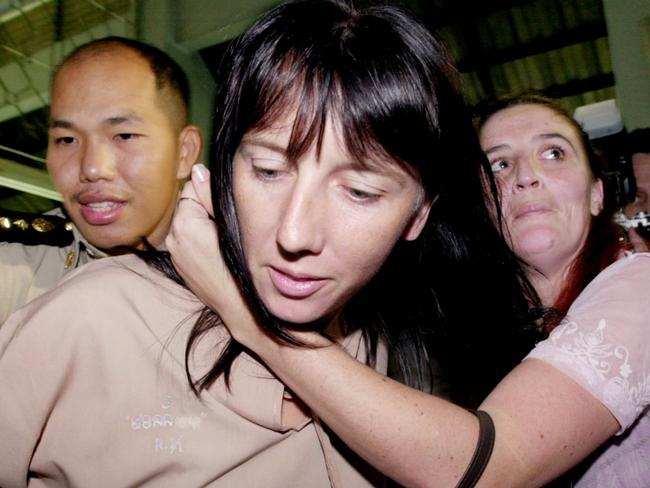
{"left": 513, "top": 231, "right": 558, "bottom": 258}
{"left": 262, "top": 300, "right": 338, "bottom": 331}
{"left": 266, "top": 304, "right": 329, "bottom": 327}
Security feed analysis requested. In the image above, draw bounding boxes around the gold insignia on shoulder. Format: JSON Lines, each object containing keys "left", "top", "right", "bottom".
{"left": 64, "top": 250, "right": 75, "bottom": 269}
{"left": 1, "top": 211, "right": 74, "bottom": 246}
{"left": 31, "top": 217, "right": 55, "bottom": 233}
{"left": 14, "top": 219, "right": 29, "bottom": 230}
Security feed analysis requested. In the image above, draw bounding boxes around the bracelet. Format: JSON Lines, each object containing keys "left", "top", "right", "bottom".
{"left": 455, "top": 409, "right": 495, "bottom": 488}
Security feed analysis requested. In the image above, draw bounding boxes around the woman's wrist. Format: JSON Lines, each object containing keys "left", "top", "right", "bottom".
{"left": 253, "top": 328, "right": 333, "bottom": 366}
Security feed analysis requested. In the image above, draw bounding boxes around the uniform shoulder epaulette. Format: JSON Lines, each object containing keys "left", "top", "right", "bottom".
{"left": 0, "top": 209, "right": 74, "bottom": 247}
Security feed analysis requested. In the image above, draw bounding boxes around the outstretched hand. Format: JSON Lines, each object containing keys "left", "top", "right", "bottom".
{"left": 166, "top": 164, "right": 259, "bottom": 345}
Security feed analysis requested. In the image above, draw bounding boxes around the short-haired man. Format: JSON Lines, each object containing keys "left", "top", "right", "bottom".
{"left": 0, "top": 37, "right": 202, "bottom": 323}
{"left": 625, "top": 128, "right": 650, "bottom": 245}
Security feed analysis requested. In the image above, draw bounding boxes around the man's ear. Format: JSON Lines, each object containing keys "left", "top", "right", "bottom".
{"left": 402, "top": 195, "right": 436, "bottom": 241}
{"left": 176, "top": 125, "right": 203, "bottom": 179}
{"left": 590, "top": 178, "right": 604, "bottom": 216}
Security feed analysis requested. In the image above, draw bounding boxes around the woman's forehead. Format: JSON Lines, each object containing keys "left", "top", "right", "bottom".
{"left": 246, "top": 112, "right": 407, "bottom": 171}
{"left": 482, "top": 104, "right": 582, "bottom": 146}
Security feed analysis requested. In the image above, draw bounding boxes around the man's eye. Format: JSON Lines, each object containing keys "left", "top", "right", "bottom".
{"left": 54, "top": 136, "right": 76, "bottom": 145}
{"left": 116, "top": 133, "right": 138, "bottom": 141}
{"left": 490, "top": 160, "right": 509, "bottom": 173}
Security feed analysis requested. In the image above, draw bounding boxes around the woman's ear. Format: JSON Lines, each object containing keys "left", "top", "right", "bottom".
{"left": 402, "top": 196, "right": 436, "bottom": 241}
{"left": 590, "top": 178, "right": 604, "bottom": 216}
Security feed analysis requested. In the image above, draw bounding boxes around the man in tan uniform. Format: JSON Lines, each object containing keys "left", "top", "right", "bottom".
{"left": 0, "top": 37, "right": 202, "bottom": 323}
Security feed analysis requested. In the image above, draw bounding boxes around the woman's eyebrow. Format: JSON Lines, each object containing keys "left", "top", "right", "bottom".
{"left": 535, "top": 132, "right": 578, "bottom": 153}
{"left": 483, "top": 143, "right": 510, "bottom": 156}
{"left": 342, "top": 159, "right": 410, "bottom": 185}
{"left": 240, "top": 137, "right": 287, "bottom": 155}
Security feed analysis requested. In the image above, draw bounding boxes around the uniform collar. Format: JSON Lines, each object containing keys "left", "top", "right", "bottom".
{"left": 70, "top": 224, "right": 108, "bottom": 260}
{"left": 49, "top": 205, "right": 107, "bottom": 269}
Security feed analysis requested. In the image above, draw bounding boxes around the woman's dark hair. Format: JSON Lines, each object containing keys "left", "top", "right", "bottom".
{"left": 477, "top": 93, "right": 626, "bottom": 333}
{"left": 149, "top": 0, "right": 542, "bottom": 407}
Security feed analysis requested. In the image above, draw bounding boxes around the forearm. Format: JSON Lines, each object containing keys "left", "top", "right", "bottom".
{"left": 232, "top": 317, "right": 619, "bottom": 488}
{"left": 206, "top": 284, "right": 619, "bottom": 487}
{"left": 246, "top": 332, "right": 478, "bottom": 487}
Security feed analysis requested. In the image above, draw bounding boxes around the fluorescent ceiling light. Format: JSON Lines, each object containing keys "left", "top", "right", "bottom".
{"left": 0, "top": 157, "right": 61, "bottom": 201}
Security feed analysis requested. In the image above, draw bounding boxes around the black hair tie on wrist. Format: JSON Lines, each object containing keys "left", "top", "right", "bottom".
{"left": 456, "top": 409, "right": 496, "bottom": 488}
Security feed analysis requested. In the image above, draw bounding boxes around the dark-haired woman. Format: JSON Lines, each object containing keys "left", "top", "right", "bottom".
{"left": 0, "top": 1, "right": 542, "bottom": 486}
{"left": 171, "top": 95, "right": 650, "bottom": 487}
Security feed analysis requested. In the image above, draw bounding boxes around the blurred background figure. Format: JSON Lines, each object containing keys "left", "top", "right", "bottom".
{"left": 624, "top": 128, "right": 650, "bottom": 244}
{"left": 573, "top": 98, "right": 649, "bottom": 249}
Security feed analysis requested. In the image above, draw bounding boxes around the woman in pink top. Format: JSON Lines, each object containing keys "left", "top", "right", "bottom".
{"left": 168, "top": 95, "right": 649, "bottom": 486}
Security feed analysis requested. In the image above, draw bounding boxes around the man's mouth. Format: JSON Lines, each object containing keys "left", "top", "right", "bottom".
{"left": 78, "top": 199, "right": 126, "bottom": 225}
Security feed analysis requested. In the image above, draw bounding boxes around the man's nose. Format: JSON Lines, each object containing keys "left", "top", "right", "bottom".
{"left": 80, "top": 141, "right": 117, "bottom": 182}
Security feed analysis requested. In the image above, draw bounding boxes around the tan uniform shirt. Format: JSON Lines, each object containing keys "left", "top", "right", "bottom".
{"left": 0, "top": 255, "right": 387, "bottom": 487}
{"left": 0, "top": 208, "right": 106, "bottom": 324}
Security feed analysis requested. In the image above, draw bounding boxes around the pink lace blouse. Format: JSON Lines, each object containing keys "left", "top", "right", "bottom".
{"left": 527, "top": 252, "right": 650, "bottom": 487}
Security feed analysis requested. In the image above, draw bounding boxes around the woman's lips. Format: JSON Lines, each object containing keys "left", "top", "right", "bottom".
{"left": 268, "top": 267, "right": 326, "bottom": 298}
{"left": 513, "top": 203, "right": 551, "bottom": 220}
{"left": 79, "top": 199, "right": 126, "bottom": 225}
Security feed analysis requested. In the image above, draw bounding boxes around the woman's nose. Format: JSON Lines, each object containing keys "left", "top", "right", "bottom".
{"left": 276, "top": 186, "right": 325, "bottom": 257}
{"left": 513, "top": 158, "right": 541, "bottom": 192}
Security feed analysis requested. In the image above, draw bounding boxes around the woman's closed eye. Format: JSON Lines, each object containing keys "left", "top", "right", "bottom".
{"left": 345, "top": 186, "right": 382, "bottom": 204}
{"left": 251, "top": 159, "right": 287, "bottom": 181}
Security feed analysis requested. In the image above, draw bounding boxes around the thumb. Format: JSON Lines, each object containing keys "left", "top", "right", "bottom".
{"left": 191, "top": 164, "right": 215, "bottom": 217}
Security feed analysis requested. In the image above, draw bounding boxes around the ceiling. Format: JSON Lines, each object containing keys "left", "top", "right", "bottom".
{"left": 408, "top": 0, "right": 613, "bottom": 110}
{"left": 0, "top": 0, "right": 617, "bottom": 212}
{"left": 200, "top": 0, "right": 613, "bottom": 112}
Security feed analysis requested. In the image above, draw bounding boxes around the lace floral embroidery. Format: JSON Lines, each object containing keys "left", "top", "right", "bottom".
{"left": 550, "top": 319, "right": 631, "bottom": 378}
{"left": 536, "top": 318, "right": 650, "bottom": 430}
